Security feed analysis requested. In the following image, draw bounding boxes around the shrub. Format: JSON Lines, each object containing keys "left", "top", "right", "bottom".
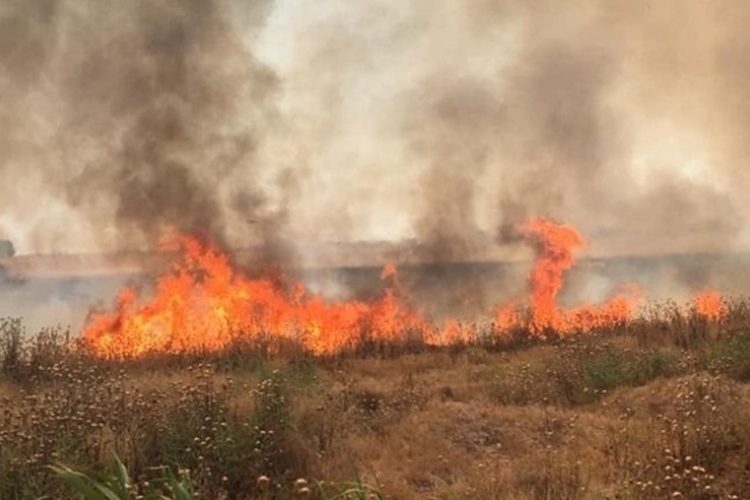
{"left": 0, "top": 317, "right": 23, "bottom": 380}
{"left": 708, "top": 333, "right": 750, "bottom": 381}
{"left": 583, "top": 347, "right": 682, "bottom": 394}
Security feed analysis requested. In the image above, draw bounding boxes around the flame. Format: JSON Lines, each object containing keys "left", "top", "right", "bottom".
{"left": 82, "top": 236, "right": 433, "bottom": 358}
{"left": 83, "top": 219, "right": 651, "bottom": 359}
{"left": 494, "top": 301, "right": 521, "bottom": 336}
{"left": 494, "top": 218, "right": 643, "bottom": 338}
{"left": 518, "top": 218, "right": 583, "bottom": 333}
{"left": 692, "top": 289, "right": 727, "bottom": 321}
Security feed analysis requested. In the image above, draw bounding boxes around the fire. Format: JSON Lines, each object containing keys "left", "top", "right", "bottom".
{"left": 82, "top": 236, "right": 432, "bottom": 358}
{"left": 692, "top": 289, "right": 727, "bottom": 321}
{"left": 495, "top": 301, "right": 521, "bottom": 335}
{"left": 518, "top": 218, "right": 583, "bottom": 333}
{"left": 83, "top": 219, "right": 649, "bottom": 358}
{"left": 494, "top": 218, "right": 643, "bottom": 338}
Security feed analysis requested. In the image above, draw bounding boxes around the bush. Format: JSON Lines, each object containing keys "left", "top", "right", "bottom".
{"left": 708, "top": 333, "right": 750, "bottom": 381}
{"left": 583, "top": 347, "right": 682, "bottom": 394}
{"left": 0, "top": 317, "right": 23, "bottom": 380}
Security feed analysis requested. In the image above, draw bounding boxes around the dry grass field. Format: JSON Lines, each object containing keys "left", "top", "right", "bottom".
{"left": 2, "top": 304, "right": 750, "bottom": 500}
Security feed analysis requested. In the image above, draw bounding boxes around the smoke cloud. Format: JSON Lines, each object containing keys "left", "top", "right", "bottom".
{"left": 2, "top": 0, "right": 750, "bottom": 272}
{"left": 0, "top": 0, "right": 284, "bottom": 255}
{"left": 256, "top": 0, "right": 750, "bottom": 261}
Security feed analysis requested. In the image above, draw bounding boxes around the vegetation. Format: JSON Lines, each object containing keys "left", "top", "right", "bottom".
{"left": 48, "top": 454, "right": 196, "bottom": 500}
{"left": 1, "top": 302, "right": 750, "bottom": 499}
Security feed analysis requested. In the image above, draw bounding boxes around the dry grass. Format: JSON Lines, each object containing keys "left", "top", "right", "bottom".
{"left": 2, "top": 305, "right": 750, "bottom": 499}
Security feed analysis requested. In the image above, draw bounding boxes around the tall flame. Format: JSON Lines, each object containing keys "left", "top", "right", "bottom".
{"left": 496, "top": 218, "right": 643, "bottom": 338}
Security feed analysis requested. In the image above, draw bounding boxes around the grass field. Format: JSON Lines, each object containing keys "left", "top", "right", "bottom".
{"left": 2, "top": 302, "right": 750, "bottom": 499}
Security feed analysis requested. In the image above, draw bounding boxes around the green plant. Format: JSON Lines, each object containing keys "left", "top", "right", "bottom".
{"left": 631, "top": 348, "right": 680, "bottom": 384}
{"left": 48, "top": 454, "right": 195, "bottom": 500}
{"left": 582, "top": 347, "right": 682, "bottom": 395}
{"left": 709, "top": 333, "right": 750, "bottom": 381}
{"left": 583, "top": 350, "right": 627, "bottom": 392}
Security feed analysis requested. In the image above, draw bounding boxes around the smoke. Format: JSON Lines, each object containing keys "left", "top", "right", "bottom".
{"left": 2, "top": 0, "right": 750, "bottom": 299}
{"left": 0, "top": 0, "right": 286, "bottom": 255}
{"left": 402, "top": 1, "right": 747, "bottom": 259}
{"left": 255, "top": 1, "right": 750, "bottom": 258}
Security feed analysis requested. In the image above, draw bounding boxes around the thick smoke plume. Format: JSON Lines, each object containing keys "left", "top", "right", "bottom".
{"left": 2, "top": 0, "right": 750, "bottom": 291}
{"left": 0, "top": 0, "right": 284, "bottom": 255}
{"left": 255, "top": 1, "right": 750, "bottom": 257}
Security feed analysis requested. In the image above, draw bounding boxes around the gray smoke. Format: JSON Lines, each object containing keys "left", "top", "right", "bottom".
{"left": 397, "top": 1, "right": 746, "bottom": 261}
{"left": 0, "top": 0, "right": 287, "bottom": 256}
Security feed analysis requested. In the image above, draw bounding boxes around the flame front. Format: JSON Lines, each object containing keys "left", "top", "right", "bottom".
{"left": 82, "top": 219, "right": 663, "bottom": 358}
{"left": 83, "top": 236, "right": 429, "bottom": 357}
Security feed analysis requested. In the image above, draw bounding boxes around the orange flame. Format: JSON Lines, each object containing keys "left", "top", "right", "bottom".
{"left": 82, "top": 236, "right": 432, "bottom": 358}
{"left": 494, "top": 218, "right": 643, "bottom": 338}
{"left": 517, "top": 218, "right": 583, "bottom": 334}
{"left": 83, "top": 219, "right": 651, "bottom": 358}
{"left": 692, "top": 289, "right": 727, "bottom": 321}
{"left": 494, "top": 301, "right": 521, "bottom": 337}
